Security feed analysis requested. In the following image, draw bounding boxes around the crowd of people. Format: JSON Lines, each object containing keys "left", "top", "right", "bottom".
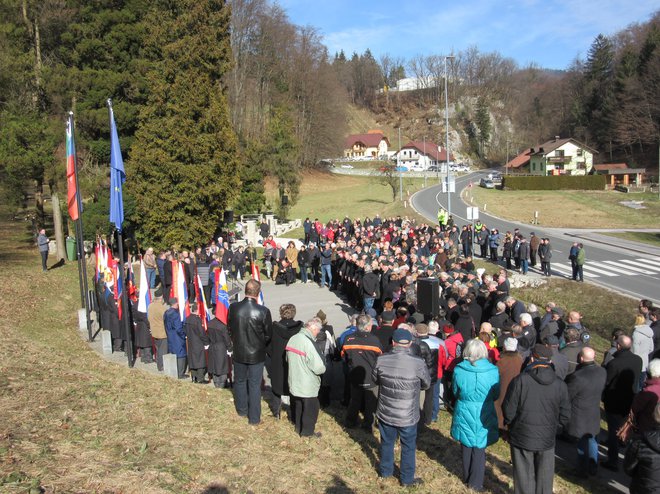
{"left": 89, "top": 213, "right": 658, "bottom": 493}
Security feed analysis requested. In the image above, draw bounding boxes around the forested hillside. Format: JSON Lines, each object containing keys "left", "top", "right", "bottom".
{"left": 0, "top": 1, "right": 658, "bottom": 249}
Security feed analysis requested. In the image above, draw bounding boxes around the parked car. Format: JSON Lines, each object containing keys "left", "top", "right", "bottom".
{"left": 480, "top": 178, "right": 495, "bottom": 189}
{"left": 489, "top": 172, "right": 503, "bottom": 184}
{"left": 428, "top": 165, "right": 438, "bottom": 172}
{"left": 394, "top": 166, "right": 409, "bottom": 172}
{"left": 409, "top": 165, "right": 425, "bottom": 172}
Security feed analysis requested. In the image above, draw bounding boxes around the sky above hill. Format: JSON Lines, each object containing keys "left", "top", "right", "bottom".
{"left": 278, "top": 0, "right": 658, "bottom": 70}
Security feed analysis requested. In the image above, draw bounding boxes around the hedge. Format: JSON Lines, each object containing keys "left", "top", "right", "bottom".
{"left": 502, "top": 175, "right": 607, "bottom": 190}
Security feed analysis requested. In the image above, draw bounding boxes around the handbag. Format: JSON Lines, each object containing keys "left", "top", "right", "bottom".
{"left": 616, "top": 410, "right": 636, "bottom": 444}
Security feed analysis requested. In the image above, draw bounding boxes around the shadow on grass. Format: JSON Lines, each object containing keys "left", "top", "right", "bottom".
{"left": 356, "top": 198, "right": 389, "bottom": 205}
{"left": 417, "top": 424, "right": 513, "bottom": 493}
{"left": 48, "top": 258, "right": 66, "bottom": 270}
{"left": 322, "top": 402, "right": 380, "bottom": 473}
{"left": 324, "top": 474, "right": 356, "bottom": 493}
{"left": 201, "top": 484, "right": 229, "bottom": 494}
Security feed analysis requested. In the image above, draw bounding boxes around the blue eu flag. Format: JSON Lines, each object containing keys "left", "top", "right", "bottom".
{"left": 108, "top": 101, "right": 125, "bottom": 231}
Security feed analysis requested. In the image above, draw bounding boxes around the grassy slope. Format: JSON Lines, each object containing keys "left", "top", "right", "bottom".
{"left": 466, "top": 188, "right": 660, "bottom": 229}
{"left": 0, "top": 206, "right": 635, "bottom": 493}
{"left": 602, "top": 231, "right": 660, "bottom": 248}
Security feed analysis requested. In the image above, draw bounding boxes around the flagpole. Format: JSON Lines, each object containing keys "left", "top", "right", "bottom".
{"left": 69, "top": 112, "right": 93, "bottom": 342}
{"left": 108, "top": 99, "right": 134, "bottom": 368}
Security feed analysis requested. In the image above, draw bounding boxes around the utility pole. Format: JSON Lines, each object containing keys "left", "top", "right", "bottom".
{"left": 506, "top": 138, "right": 510, "bottom": 176}
{"left": 423, "top": 136, "right": 427, "bottom": 188}
{"left": 398, "top": 127, "right": 402, "bottom": 201}
{"left": 445, "top": 55, "right": 454, "bottom": 217}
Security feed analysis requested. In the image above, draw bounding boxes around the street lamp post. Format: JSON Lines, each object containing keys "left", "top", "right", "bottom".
{"left": 398, "top": 127, "right": 402, "bottom": 201}
{"left": 423, "top": 136, "right": 427, "bottom": 188}
{"left": 444, "top": 55, "right": 454, "bottom": 217}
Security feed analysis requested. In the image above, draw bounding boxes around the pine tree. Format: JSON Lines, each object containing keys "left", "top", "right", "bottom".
{"left": 127, "top": 0, "right": 240, "bottom": 249}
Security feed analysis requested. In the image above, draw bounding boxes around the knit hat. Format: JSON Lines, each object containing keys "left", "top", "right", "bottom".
{"left": 392, "top": 328, "right": 413, "bottom": 345}
{"left": 316, "top": 309, "right": 327, "bottom": 324}
{"left": 532, "top": 343, "right": 553, "bottom": 360}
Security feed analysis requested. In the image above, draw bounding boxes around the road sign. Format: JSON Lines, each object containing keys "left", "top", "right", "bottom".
{"left": 442, "top": 177, "right": 456, "bottom": 193}
{"left": 467, "top": 207, "right": 479, "bottom": 220}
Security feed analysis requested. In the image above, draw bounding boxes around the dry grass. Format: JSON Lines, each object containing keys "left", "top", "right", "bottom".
{"left": 601, "top": 231, "right": 660, "bottom": 248}
{"left": 0, "top": 208, "right": 627, "bottom": 494}
{"left": 465, "top": 188, "right": 660, "bottom": 229}
{"left": 265, "top": 170, "right": 430, "bottom": 227}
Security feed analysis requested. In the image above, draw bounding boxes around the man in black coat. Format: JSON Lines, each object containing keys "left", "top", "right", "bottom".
{"left": 503, "top": 344, "right": 571, "bottom": 494}
{"left": 186, "top": 304, "right": 210, "bottom": 383}
{"left": 565, "top": 347, "right": 607, "bottom": 475}
{"left": 602, "top": 334, "right": 643, "bottom": 471}
{"left": 228, "top": 279, "right": 273, "bottom": 425}
{"left": 132, "top": 299, "right": 153, "bottom": 364}
{"left": 266, "top": 304, "right": 303, "bottom": 419}
{"left": 207, "top": 315, "right": 232, "bottom": 388}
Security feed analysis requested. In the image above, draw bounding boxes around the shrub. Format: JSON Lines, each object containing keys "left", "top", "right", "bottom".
{"left": 502, "top": 175, "right": 606, "bottom": 190}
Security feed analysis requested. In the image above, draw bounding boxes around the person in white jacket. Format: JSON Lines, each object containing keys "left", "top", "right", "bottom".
{"left": 633, "top": 314, "right": 655, "bottom": 389}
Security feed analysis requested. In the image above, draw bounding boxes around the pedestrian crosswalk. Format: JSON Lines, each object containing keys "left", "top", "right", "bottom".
{"left": 547, "top": 256, "right": 660, "bottom": 279}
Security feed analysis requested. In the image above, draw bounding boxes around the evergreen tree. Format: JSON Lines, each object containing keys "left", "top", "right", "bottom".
{"left": 266, "top": 105, "right": 300, "bottom": 219}
{"left": 127, "top": 0, "right": 240, "bottom": 249}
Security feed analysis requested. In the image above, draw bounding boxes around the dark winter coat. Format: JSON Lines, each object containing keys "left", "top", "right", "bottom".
{"left": 106, "top": 292, "right": 121, "bottom": 339}
{"left": 373, "top": 346, "right": 430, "bottom": 427}
{"left": 624, "top": 427, "right": 660, "bottom": 494}
{"left": 603, "top": 348, "right": 643, "bottom": 415}
{"left": 132, "top": 302, "right": 152, "bottom": 348}
{"left": 186, "top": 314, "right": 209, "bottom": 369}
{"left": 503, "top": 362, "right": 571, "bottom": 451}
{"left": 228, "top": 297, "right": 273, "bottom": 365}
{"left": 267, "top": 319, "right": 304, "bottom": 396}
{"left": 341, "top": 330, "right": 383, "bottom": 388}
{"left": 454, "top": 313, "right": 476, "bottom": 342}
{"left": 565, "top": 361, "right": 607, "bottom": 438}
{"left": 207, "top": 317, "right": 232, "bottom": 376}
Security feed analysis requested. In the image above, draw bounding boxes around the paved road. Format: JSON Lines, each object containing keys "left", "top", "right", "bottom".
{"left": 411, "top": 171, "right": 660, "bottom": 304}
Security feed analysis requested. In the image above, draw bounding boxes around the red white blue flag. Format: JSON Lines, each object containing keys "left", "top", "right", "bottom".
{"left": 251, "top": 262, "right": 264, "bottom": 305}
{"left": 138, "top": 260, "right": 152, "bottom": 314}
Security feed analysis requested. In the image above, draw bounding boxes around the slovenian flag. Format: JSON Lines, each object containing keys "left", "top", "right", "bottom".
{"left": 176, "top": 261, "right": 189, "bottom": 322}
{"left": 214, "top": 268, "right": 230, "bottom": 324}
{"left": 65, "top": 115, "right": 79, "bottom": 221}
{"left": 138, "top": 259, "right": 152, "bottom": 314}
{"left": 251, "top": 262, "right": 264, "bottom": 305}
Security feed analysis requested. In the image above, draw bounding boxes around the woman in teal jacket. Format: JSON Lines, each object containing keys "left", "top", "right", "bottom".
{"left": 451, "top": 338, "right": 500, "bottom": 491}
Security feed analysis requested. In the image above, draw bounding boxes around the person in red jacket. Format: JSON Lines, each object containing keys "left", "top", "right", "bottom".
{"left": 441, "top": 323, "right": 464, "bottom": 410}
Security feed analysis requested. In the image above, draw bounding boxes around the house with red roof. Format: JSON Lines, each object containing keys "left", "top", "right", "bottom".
{"left": 396, "top": 140, "right": 454, "bottom": 169}
{"left": 344, "top": 130, "right": 390, "bottom": 158}
{"left": 506, "top": 137, "right": 597, "bottom": 176}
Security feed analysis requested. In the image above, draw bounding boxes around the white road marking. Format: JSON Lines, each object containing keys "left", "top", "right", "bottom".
{"left": 602, "top": 260, "right": 658, "bottom": 275}
{"left": 581, "top": 263, "right": 619, "bottom": 276}
{"left": 616, "top": 259, "right": 660, "bottom": 273}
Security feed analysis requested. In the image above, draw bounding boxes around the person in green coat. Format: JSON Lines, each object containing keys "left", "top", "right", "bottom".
{"left": 286, "top": 317, "right": 326, "bottom": 437}
{"left": 451, "top": 338, "right": 500, "bottom": 491}
{"left": 575, "top": 243, "right": 585, "bottom": 282}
